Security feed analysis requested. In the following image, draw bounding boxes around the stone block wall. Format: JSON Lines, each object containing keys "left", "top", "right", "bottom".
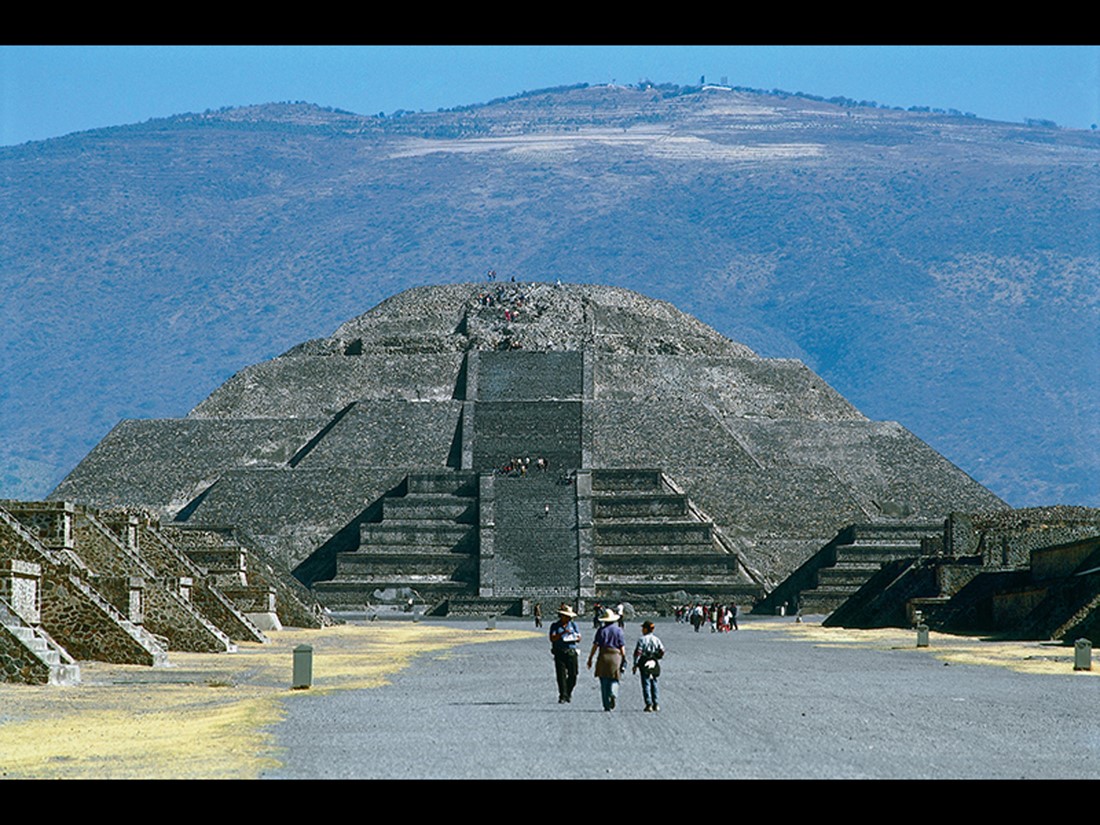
{"left": 191, "top": 584, "right": 269, "bottom": 644}
{"left": 0, "top": 559, "right": 41, "bottom": 624}
{"left": 50, "top": 419, "right": 326, "bottom": 514}
{"left": 0, "top": 619, "right": 52, "bottom": 685}
{"left": 293, "top": 401, "right": 463, "bottom": 469}
{"left": 140, "top": 579, "right": 235, "bottom": 653}
{"left": 190, "top": 353, "right": 465, "bottom": 418}
{"left": 946, "top": 508, "right": 1100, "bottom": 568}
{"left": 336, "top": 551, "right": 476, "bottom": 582}
{"left": 992, "top": 587, "right": 1050, "bottom": 626}
{"left": 38, "top": 573, "right": 164, "bottom": 666}
{"left": 593, "top": 355, "right": 862, "bottom": 421}
{"left": 93, "top": 576, "right": 144, "bottom": 624}
{"left": 1, "top": 500, "right": 74, "bottom": 552}
{"left": 71, "top": 511, "right": 148, "bottom": 577}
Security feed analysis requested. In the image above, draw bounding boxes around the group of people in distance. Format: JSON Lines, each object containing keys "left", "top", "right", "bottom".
{"left": 676, "top": 602, "right": 738, "bottom": 633}
{"left": 549, "top": 604, "right": 666, "bottom": 712}
{"left": 497, "top": 455, "right": 550, "bottom": 476}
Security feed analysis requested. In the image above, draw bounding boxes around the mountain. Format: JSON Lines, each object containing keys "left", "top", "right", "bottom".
{"left": 1, "top": 83, "right": 1097, "bottom": 505}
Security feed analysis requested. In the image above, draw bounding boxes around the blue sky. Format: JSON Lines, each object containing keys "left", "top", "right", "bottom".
{"left": 2, "top": 46, "right": 1098, "bottom": 146}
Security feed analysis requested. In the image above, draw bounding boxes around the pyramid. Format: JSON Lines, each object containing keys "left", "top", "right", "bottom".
{"left": 52, "top": 282, "right": 1005, "bottom": 608}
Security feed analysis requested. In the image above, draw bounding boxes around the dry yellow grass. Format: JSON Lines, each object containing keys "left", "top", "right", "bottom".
{"left": 751, "top": 619, "right": 1097, "bottom": 677}
{"left": 0, "top": 623, "right": 537, "bottom": 779}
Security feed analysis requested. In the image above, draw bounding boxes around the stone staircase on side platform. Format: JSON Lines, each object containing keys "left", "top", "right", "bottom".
{"left": 792, "top": 523, "right": 942, "bottom": 615}
{"left": 0, "top": 597, "right": 81, "bottom": 685}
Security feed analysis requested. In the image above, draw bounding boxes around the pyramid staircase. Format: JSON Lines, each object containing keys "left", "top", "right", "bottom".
{"left": 591, "top": 469, "right": 762, "bottom": 599}
{"left": 160, "top": 523, "right": 326, "bottom": 629}
{"left": 309, "top": 467, "right": 764, "bottom": 612}
{"left": 312, "top": 472, "right": 481, "bottom": 608}
{"left": 75, "top": 508, "right": 237, "bottom": 653}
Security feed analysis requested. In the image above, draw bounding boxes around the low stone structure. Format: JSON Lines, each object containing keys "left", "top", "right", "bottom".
{"left": 0, "top": 497, "right": 329, "bottom": 683}
{"left": 1, "top": 559, "right": 81, "bottom": 685}
{"left": 820, "top": 507, "right": 1100, "bottom": 643}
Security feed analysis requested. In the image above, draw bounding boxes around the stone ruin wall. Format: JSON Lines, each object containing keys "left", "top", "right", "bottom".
{"left": 947, "top": 506, "right": 1100, "bottom": 568}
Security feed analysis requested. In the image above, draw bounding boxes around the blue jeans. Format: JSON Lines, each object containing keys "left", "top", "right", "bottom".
{"left": 599, "top": 677, "right": 620, "bottom": 710}
{"left": 640, "top": 674, "right": 660, "bottom": 708}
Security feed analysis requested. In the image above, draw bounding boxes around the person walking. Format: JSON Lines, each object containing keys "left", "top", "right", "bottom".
{"left": 549, "top": 604, "right": 581, "bottom": 703}
{"left": 533, "top": 602, "right": 543, "bottom": 628}
{"left": 586, "top": 607, "right": 627, "bottom": 711}
{"left": 633, "top": 621, "right": 666, "bottom": 712}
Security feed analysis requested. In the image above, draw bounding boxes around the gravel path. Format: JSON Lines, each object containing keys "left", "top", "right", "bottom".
{"left": 265, "top": 616, "right": 1100, "bottom": 779}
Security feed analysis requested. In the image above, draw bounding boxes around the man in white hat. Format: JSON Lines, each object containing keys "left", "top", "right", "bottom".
{"left": 549, "top": 603, "right": 581, "bottom": 703}
{"left": 587, "top": 606, "right": 627, "bottom": 711}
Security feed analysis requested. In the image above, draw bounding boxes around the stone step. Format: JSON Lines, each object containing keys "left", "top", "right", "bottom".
{"left": 834, "top": 544, "right": 922, "bottom": 564}
{"left": 436, "top": 596, "right": 524, "bottom": 617}
{"left": 595, "top": 547, "right": 729, "bottom": 561}
{"left": 5, "top": 624, "right": 34, "bottom": 642}
{"left": 184, "top": 548, "right": 246, "bottom": 570}
{"left": 593, "top": 495, "right": 688, "bottom": 519}
{"left": 313, "top": 578, "right": 474, "bottom": 604}
{"left": 842, "top": 523, "right": 941, "bottom": 544}
{"left": 817, "top": 565, "right": 881, "bottom": 586}
{"left": 360, "top": 523, "right": 475, "bottom": 547}
{"left": 1, "top": 621, "right": 64, "bottom": 671}
{"left": 594, "top": 575, "right": 753, "bottom": 592}
{"left": 382, "top": 496, "right": 477, "bottom": 522}
{"left": 591, "top": 469, "right": 664, "bottom": 492}
{"left": 357, "top": 542, "right": 477, "bottom": 556}
{"left": 336, "top": 553, "right": 476, "bottom": 579}
{"left": 406, "top": 473, "right": 479, "bottom": 496}
{"left": 317, "top": 576, "right": 474, "bottom": 590}
{"left": 798, "top": 587, "right": 862, "bottom": 614}
{"left": 595, "top": 522, "right": 713, "bottom": 546}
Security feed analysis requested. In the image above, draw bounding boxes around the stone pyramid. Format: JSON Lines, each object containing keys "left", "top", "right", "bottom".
{"left": 52, "top": 282, "right": 1005, "bottom": 608}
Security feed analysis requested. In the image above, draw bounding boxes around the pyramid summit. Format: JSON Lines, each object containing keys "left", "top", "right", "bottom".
{"left": 52, "top": 281, "right": 1005, "bottom": 608}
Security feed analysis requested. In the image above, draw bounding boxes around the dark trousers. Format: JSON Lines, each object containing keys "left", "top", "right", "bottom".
{"left": 554, "top": 649, "right": 578, "bottom": 699}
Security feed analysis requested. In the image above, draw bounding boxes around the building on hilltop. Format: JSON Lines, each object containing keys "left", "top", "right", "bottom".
{"left": 51, "top": 282, "right": 1006, "bottom": 615}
